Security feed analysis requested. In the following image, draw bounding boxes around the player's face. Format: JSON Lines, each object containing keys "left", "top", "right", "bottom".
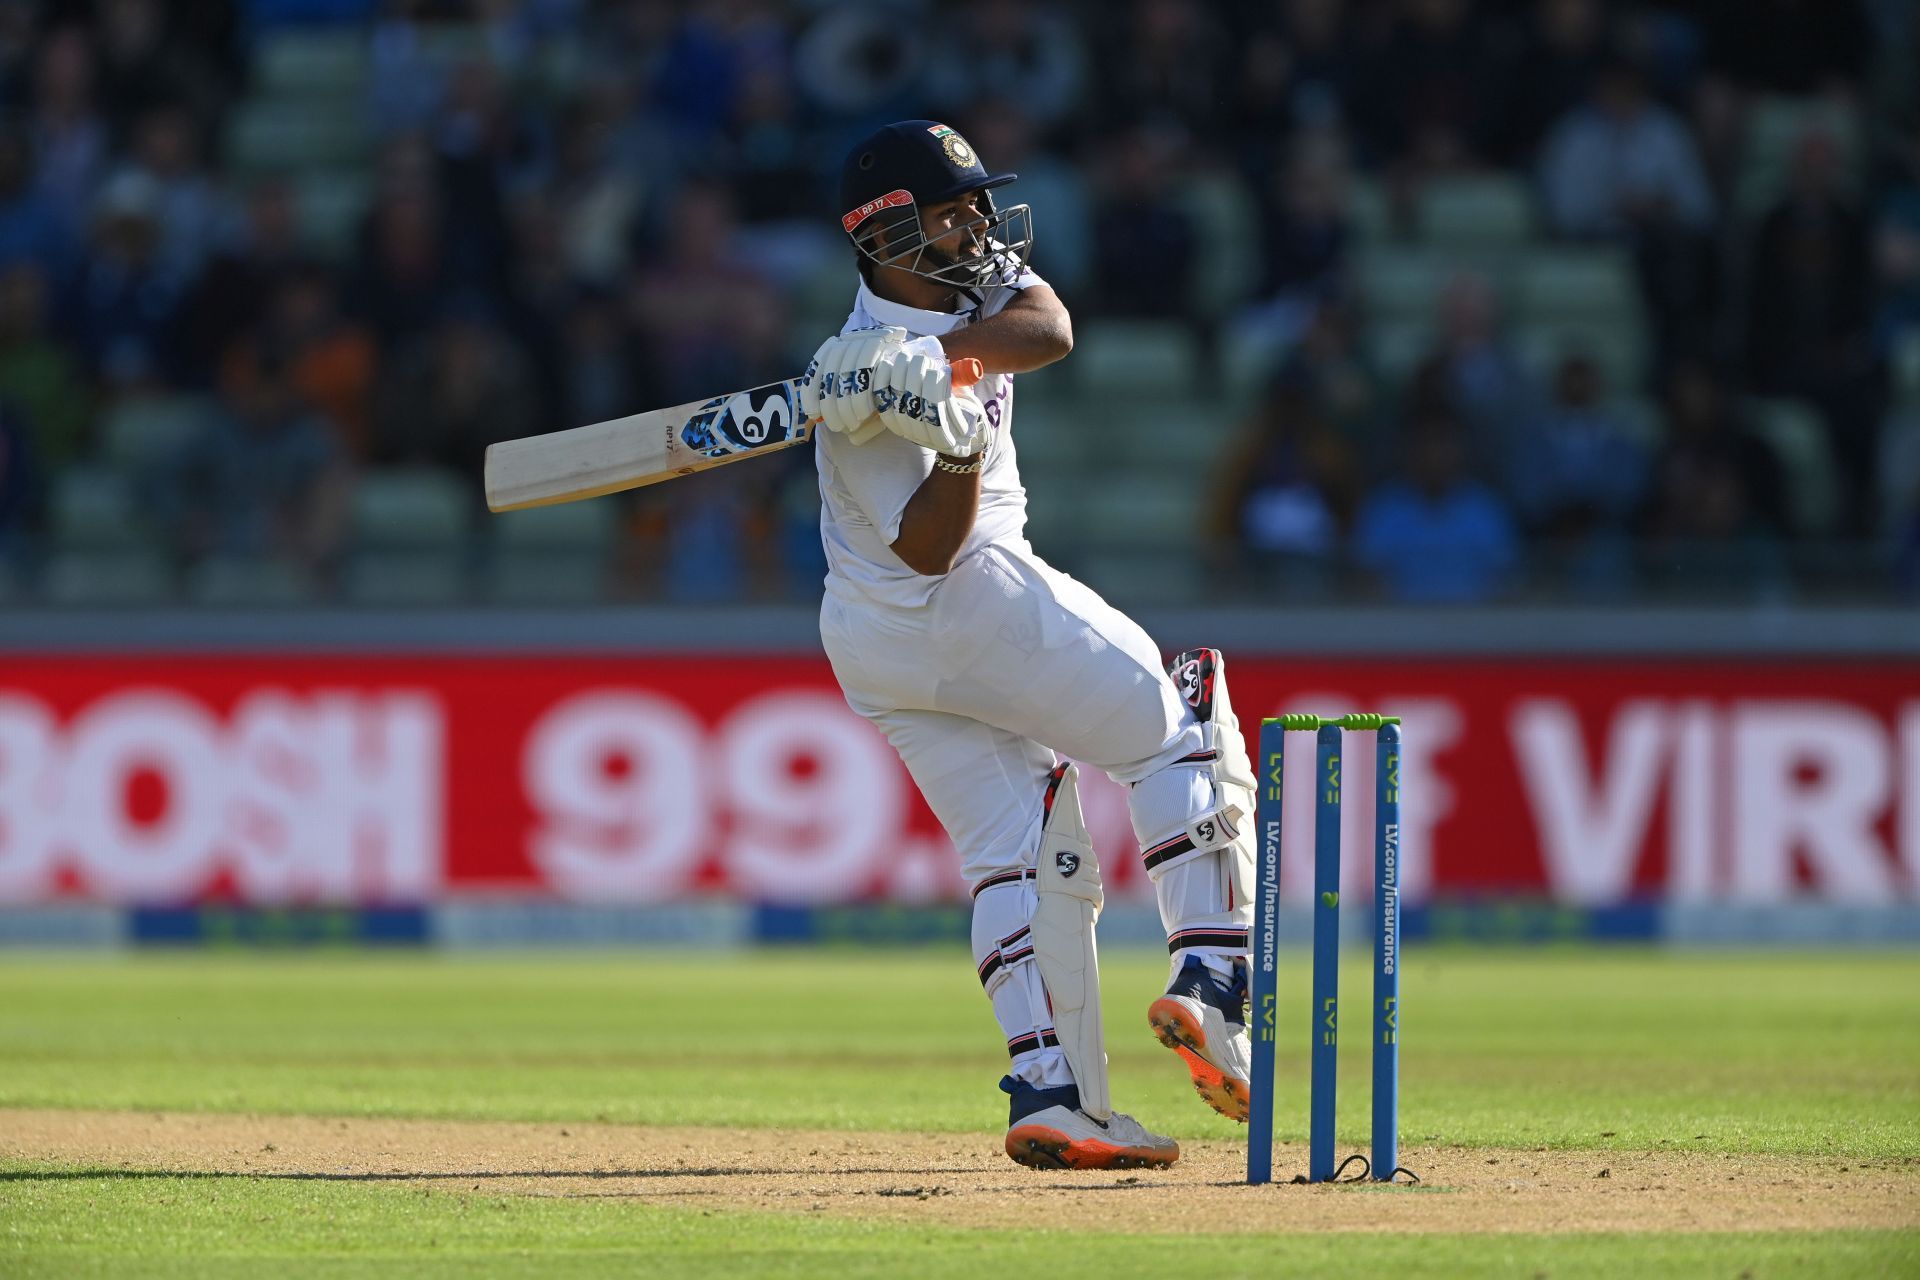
{"left": 917, "top": 191, "right": 992, "bottom": 265}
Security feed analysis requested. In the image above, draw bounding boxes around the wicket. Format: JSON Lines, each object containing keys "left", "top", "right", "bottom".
{"left": 1247, "top": 713, "right": 1412, "bottom": 1185}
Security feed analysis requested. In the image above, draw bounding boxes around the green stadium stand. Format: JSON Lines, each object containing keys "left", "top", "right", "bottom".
{"left": 1069, "top": 320, "right": 1201, "bottom": 395}
{"left": 1080, "top": 471, "right": 1205, "bottom": 551}
{"left": 1366, "top": 319, "right": 1435, "bottom": 389}
{"left": 97, "top": 396, "right": 215, "bottom": 474}
{"left": 296, "top": 171, "right": 373, "bottom": 260}
{"left": 341, "top": 552, "right": 469, "bottom": 606}
{"left": 1075, "top": 551, "right": 1205, "bottom": 605}
{"left": 491, "top": 498, "right": 617, "bottom": 552}
{"left": 486, "top": 553, "right": 607, "bottom": 605}
{"left": 349, "top": 469, "right": 471, "bottom": 550}
{"left": 255, "top": 30, "right": 370, "bottom": 98}
{"left": 1608, "top": 396, "right": 1665, "bottom": 449}
{"left": 226, "top": 100, "right": 370, "bottom": 175}
{"left": 1415, "top": 176, "right": 1536, "bottom": 247}
{"left": 185, "top": 554, "right": 318, "bottom": 606}
{"left": 41, "top": 550, "right": 174, "bottom": 606}
{"left": 1514, "top": 250, "right": 1641, "bottom": 326}
{"left": 50, "top": 468, "right": 147, "bottom": 551}
{"left": 1096, "top": 395, "right": 1223, "bottom": 471}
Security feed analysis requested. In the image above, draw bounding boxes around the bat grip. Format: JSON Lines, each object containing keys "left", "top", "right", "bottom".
{"left": 950, "top": 357, "right": 984, "bottom": 390}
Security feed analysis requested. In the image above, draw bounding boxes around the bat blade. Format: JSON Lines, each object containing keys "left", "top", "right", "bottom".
{"left": 484, "top": 377, "right": 813, "bottom": 512}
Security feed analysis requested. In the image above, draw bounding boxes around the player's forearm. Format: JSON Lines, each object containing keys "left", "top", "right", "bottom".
{"left": 940, "top": 293, "right": 1073, "bottom": 374}
{"left": 890, "top": 462, "right": 983, "bottom": 575}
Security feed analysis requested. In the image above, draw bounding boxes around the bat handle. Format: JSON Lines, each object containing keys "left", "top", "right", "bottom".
{"left": 950, "top": 357, "right": 984, "bottom": 390}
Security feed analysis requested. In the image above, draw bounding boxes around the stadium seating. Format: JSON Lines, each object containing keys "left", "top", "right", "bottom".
{"left": 185, "top": 554, "right": 319, "bottom": 606}
{"left": 1068, "top": 320, "right": 1201, "bottom": 395}
{"left": 41, "top": 551, "right": 174, "bottom": 606}
{"left": 1415, "top": 176, "right": 1536, "bottom": 248}
{"left": 97, "top": 396, "right": 215, "bottom": 475}
{"left": 50, "top": 468, "right": 148, "bottom": 552}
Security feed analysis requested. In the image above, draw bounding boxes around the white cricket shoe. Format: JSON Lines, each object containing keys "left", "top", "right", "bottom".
{"left": 1148, "top": 959, "right": 1252, "bottom": 1122}
{"left": 1005, "top": 1104, "right": 1181, "bottom": 1170}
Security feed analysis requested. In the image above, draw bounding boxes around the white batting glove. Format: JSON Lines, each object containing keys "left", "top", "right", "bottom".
{"left": 798, "top": 326, "right": 908, "bottom": 437}
{"left": 874, "top": 345, "right": 991, "bottom": 457}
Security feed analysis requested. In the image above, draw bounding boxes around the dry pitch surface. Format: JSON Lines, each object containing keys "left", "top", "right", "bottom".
{"left": 7, "top": 1108, "right": 1915, "bottom": 1238}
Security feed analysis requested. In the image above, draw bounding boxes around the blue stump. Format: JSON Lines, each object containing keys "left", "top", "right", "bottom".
{"left": 1373, "top": 723, "right": 1401, "bottom": 1180}
{"left": 1309, "top": 723, "right": 1341, "bottom": 1183}
{"left": 1246, "top": 719, "right": 1286, "bottom": 1184}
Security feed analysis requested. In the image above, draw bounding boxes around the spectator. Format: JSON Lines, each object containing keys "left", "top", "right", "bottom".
{"left": 1538, "top": 57, "right": 1714, "bottom": 239}
{"left": 1088, "top": 123, "right": 1198, "bottom": 318}
{"left": 0, "top": 402, "right": 35, "bottom": 554}
{"left": 962, "top": 98, "right": 1091, "bottom": 296}
{"left": 789, "top": 1, "right": 927, "bottom": 128}
{"left": 1490, "top": 0, "right": 1613, "bottom": 165}
{"left": 1745, "top": 129, "right": 1880, "bottom": 528}
{"left": 349, "top": 177, "right": 456, "bottom": 345}
{"left": 1699, "top": 0, "right": 1871, "bottom": 98}
{"left": 1506, "top": 353, "right": 1648, "bottom": 537}
{"left": 224, "top": 267, "right": 377, "bottom": 459}
{"left": 125, "top": 106, "right": 233, "bottom": 280}
{"left": 1215, "top": 371, "right": 1360, "bottom": 576}
{"left": 0, "top": 263, "right": 90, "bottom": 470}
{"left": 1348, "top": 0, "right": 1497, "bottom": 170}
{"left": 0, "top": 120, "right": 74, "bottom": 275}
{"left": 30, "top": 27, "right": 108, "bottom": 219}
{"left": 1640, "top": 360, "right": 1789, "bottom": 547}
{"left": 68, "top": 170, "right": 192, "bottom": 386}
{"left": 628, "top": 180, "right": 784, "bottom": 403}
{"left": 548, "top": 88, "right": 647, "bottom": 287}
{"left": 1415, "top": 271, "right": 1539, "bottom": 472}
{"left": 94, "top": 0, "right": 225, "bottom": 141}
{"left": 1353, "top": 411, "right": 1521, "bottom": 603}
{"left": 1241, "top": 130, "right": 1353, "bottom": 346}
{"left": 926, "top": 0, "right": 1087, "bottom": 134}
{"left": 1232, "top": 0, "right": 1360, "bottom": 152}
{"left": 159, "top": 348, "right": 348, "bottom": 564}
{"left": 1282, "top": 298, "right": 1384, "bottom": 448}
{"left": 372, "top": 302, "right": 540, "bottom": 482}
{"left": 1092, "top": 0, "right": 1232, "bottom": 136}
{"left": 560, "top": 286, "right": 634, "bottom": 428}
{"left": 177, "top": 179, "right": 307, "bottom": 388}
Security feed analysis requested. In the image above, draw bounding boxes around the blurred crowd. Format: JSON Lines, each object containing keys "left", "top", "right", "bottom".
{"left": 0, "top": 0, "right": 1915, "bottom": 604}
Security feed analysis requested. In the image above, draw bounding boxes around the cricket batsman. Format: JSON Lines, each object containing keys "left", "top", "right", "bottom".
{"left": 799, "top": 121, "right": 1257, "bottom": 1170}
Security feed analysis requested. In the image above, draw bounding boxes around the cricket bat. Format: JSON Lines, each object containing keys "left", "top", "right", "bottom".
{"left": 483, "top": 358, "right": 984, "bottom": 513}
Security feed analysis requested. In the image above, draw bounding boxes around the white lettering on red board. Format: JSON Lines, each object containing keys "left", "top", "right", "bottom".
{"left": 0, "top": 690, "right": 443, "bottom": 902}
{"left": 1512, "top": 698, "right": 1918, "bottom": 903}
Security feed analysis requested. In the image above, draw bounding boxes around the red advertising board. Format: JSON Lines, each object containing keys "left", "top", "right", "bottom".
{"left": 0, "top": 655, "right": 1914, "bottom": 906}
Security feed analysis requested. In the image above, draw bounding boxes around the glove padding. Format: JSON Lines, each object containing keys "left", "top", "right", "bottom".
{"left": 874, "top": 341, "right": 991, "bottom": 458}
{"left": 798, "top": 326, "right": 907, "bottom": 437}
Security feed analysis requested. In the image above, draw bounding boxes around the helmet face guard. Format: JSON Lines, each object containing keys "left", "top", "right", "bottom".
{"left": 846, "top": 187, "right": 1035, "bottom": 291}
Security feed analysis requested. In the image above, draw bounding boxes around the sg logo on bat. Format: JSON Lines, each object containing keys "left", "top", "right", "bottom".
{"left": 682, "top": 384, "right": 803, "bottom": 458}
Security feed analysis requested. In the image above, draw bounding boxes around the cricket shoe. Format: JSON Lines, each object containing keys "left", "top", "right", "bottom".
{"left": 1147, "top": 957, "right": 1252, "bottom": 1122}
{"left": 1000, "top": 1077, "right": 1180, "bottom": 1170}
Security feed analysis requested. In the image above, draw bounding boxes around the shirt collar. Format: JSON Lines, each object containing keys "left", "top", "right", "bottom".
{"left": 857, "top": 278, "right": 973, "bottom": 335}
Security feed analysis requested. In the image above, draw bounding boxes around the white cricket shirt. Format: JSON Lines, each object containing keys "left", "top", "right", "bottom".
{"left": 815, "top": 264, "right": 1042, "bottom": 610}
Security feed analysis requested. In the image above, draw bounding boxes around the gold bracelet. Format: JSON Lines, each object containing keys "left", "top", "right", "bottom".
{"left": 933, "top": 453, "right": 985, "bottom": 474}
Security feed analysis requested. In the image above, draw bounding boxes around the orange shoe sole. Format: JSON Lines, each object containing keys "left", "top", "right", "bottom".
{"left": 1005, "top": 1124, "right": 1180, "bottom": 1170}
{"left": 1148, "top": 996, "right": 1251, "bottom": 1122}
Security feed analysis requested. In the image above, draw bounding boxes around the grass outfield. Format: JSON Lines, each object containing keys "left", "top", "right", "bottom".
{"left": 2, "top": 948, "right": 1917, "bottom": 1276}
